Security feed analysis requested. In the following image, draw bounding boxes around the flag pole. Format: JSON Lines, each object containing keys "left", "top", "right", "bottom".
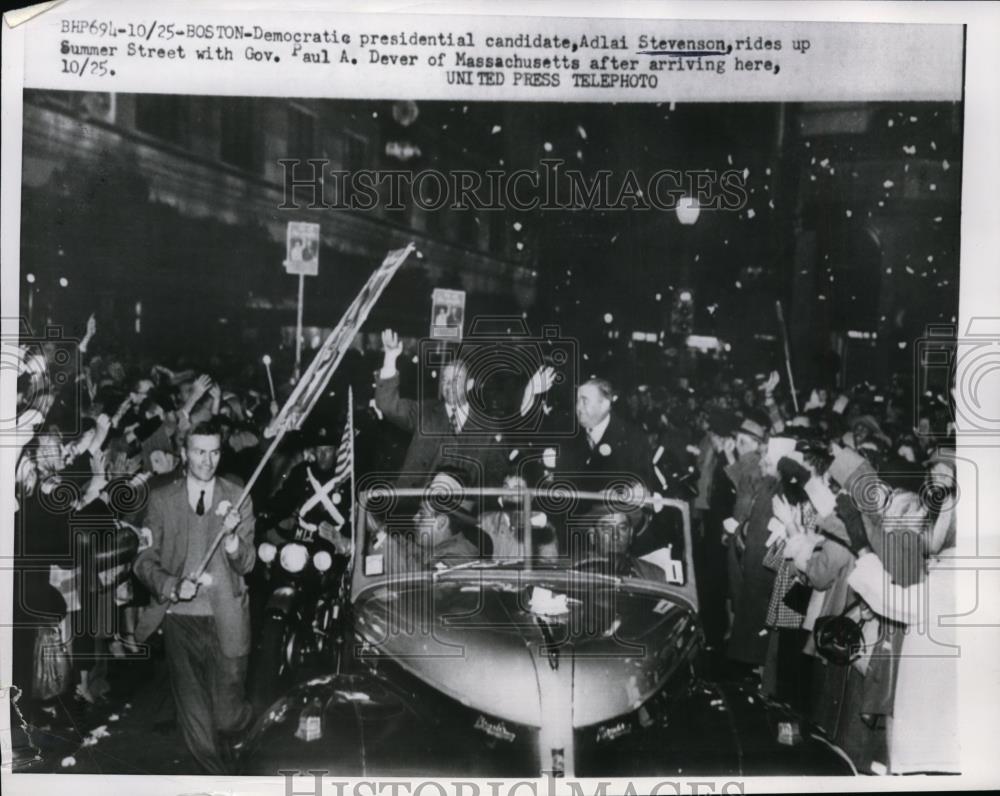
{"left": 775, "top": 300, "right": 800, "bottom": 414}
{"left": 348, "top": 386, "right": 356, "bottom": 537}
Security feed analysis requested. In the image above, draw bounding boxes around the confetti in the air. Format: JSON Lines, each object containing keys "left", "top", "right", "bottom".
{"left": 747, "top": 209, "right": 756, "bottom": 219}
{"left": 491, "top": 125, "right": 501, "bottom": 134}
{"left": 516, "top": 242, "right": 524, "bottom": 251}
{"left": 513, "top": 221, "right": 523, "bottom": 232}
{"left": 845, "top": 210, "right": 853, "bottom": 218}
{"left": 577, "top": 125, "right": 588, "bottom": 140}
{"left": 902, "top": 145, "right": 917, "bottom": 155}
{"left": 543, "top": 142, "right": 553, "bottom": 152}
{"left": 883, "top": 180, "right": 895, "bottom": 189}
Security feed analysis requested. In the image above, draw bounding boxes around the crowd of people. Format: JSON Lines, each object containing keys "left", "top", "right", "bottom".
{"left": 10, "top": 312, "right": 960, "bottom": 776}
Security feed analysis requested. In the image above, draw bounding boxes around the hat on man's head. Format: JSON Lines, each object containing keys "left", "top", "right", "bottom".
{"left": 852, "top": 414, "right": 892, "bottom": 447}
{"left": 707, "top": 408, "right": 739, "bottom": 436}
{"left": 879, "top": 456, "right": 926, "bottom": 493}
{"left": 736, "top": 415, "right": 768, "bottom": 442}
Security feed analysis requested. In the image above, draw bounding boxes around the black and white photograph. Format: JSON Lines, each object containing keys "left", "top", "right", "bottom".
{"left": 2, "top": 2, "right": 999, "bottom": 794}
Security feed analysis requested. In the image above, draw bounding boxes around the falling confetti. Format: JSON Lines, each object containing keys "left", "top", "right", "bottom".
{"left": 883, "top": 180, "right": 895, "bottom": 188}
{"left": 845, "top": 210, "right": 853, "bottom": 218}
{"left": 543, "top": 142, "right": 553, "bottom": 152}
{"left": 577, "top": 124, "right": 588, "bottom": 140}
{"left": 942, "top": 159, "right": 950, "bottom": 171}
{"left": 513, "top": 221, "right": 523, "bottom": 232}
{"left": 747, "top": 209, "right": 756, "bottom": 219}
{"left": 902, "top": 145, "right": 917, "bottom": 155}
{"left": 516, "top": 242, "right": 524, "bottom": 251}
{"left": 727, "top": 154, "right": 733, "bottom": 165}
{"left": 491, "top": 125, "right": 502, "bottom": 134}
{"left": 888, "top": 119, "right": 894, "bottom": 127}
{"left": 61, "top": 757, "right": 77, "bottom": 768}
{"left": 929, "top": 183, "right": 937, "bottom": 191}
{"left": 905, "top": 266, "right": 915, "bottom": 274}
{"left": 927, "top": 255, "right": 934, "bottom": 262}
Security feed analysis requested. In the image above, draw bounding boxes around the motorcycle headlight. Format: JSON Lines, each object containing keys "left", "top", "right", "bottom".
{"left": 279, "top": 543, "right": 309, "bottom": 573}
{"left": 313, "top": 550, "right": 333, "bottom": 572}
{"left": 258, "top": 542, "right": 277, "bottom": 564}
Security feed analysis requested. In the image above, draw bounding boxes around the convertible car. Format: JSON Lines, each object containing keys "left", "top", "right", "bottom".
{"left": 239, "top": 485, "right": 855, "bottom": 777}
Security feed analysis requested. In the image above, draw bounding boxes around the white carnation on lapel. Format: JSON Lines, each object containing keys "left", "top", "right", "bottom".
{"left": 215, "top": 499, "right": 232, "bottom": 517}
{"left": 598, "top": 443, "right": 612, "bottom": 457}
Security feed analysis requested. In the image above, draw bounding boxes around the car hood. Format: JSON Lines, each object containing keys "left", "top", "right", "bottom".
{"left": 354, "top": 573, "right": 699, "bottom": 728}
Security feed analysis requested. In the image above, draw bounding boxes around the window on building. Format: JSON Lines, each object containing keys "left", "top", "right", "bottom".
{"left": 459, "top": 210, "right": 480, "bottom": 249}
{"left": 287, "top": 104, "right": 317, "bottom": 162}
{"left": 219, "top": 98, "right": 257, "bottom": 171}
{"left": 489, "top": 211, "right": 506, "bottom": 254}
{"left": 134, "top": 94, "right": 188, "bottom": 145}
{"left": 340, "top": 131, "right": 368, "bottom": 206}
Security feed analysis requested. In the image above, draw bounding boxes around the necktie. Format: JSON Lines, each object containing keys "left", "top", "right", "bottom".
{"left": 448, "top": 408, "right": 460, "bottom": 435}
{"left": 196, "top": 490, "right": 205, "bottom": 516}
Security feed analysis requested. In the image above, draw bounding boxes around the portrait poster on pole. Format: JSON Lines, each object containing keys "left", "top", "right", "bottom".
{"left": 430, "top": 288, "right": 466, "bottom": 340}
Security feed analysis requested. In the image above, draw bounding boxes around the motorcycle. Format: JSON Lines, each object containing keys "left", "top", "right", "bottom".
{"left": 250, "top": 521, "right": 349, "bottom": 708}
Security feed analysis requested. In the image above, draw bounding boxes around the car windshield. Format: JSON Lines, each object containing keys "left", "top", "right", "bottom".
{"left": 356, "top": 485, "right": 691, "bottom": 590}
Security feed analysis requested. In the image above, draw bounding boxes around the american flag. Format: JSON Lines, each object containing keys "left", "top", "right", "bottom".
{"left": 332, "top": 389, "right": 355, "bottom": 485}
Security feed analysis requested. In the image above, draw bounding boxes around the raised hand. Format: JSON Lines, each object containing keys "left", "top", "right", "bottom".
{"left": 381, "top": 329, "right": 402, "bottom": 358}
{"left": 192, "top": 374, "right": 213, "bottom": 400}
{"left": 528, "top": 365, "right": 556, "bottom": 396}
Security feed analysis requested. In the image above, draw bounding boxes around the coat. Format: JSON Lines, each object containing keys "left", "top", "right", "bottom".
{"left": 848, "top": 551, "right": 960, "bottom": 774}
{"left": 552, "top": 412, "right": 656, "bottom": 495}
{"left": 375, "top": 374, "right": 510, "bottom": 490}
{"left": 133, "top": 476, "right": 256, "bottom": 657}
{"left": 726, "top": 469, "right": 779, "bottom": 666}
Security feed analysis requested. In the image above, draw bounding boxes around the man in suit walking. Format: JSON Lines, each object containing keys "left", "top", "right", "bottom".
{"left": 134, "top": 420, "right": 256, "bottom": 774}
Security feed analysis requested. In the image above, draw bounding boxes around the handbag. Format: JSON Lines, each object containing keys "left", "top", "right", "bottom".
{"left": 813, "top": 598, "right": 865, "bottom": 666}
{"left": 782, "top": 580, "right": 813, "bottom": 614}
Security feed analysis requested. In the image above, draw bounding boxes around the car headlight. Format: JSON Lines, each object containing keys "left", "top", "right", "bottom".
{"left": 313, "top": 550, "right": 333, "bottom": 572}
{"left": 258, "top": 542, "right": 277, "bottom": 564}
{"left": 280, "top": 543, "right": 309, "bottom": 573}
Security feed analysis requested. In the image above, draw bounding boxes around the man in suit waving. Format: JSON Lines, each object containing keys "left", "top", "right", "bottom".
{"left": 134, "top": 419, "right": 256, "bottom": 774}
{"left": 376, "top": 329, "right": 540, "bottom": 490}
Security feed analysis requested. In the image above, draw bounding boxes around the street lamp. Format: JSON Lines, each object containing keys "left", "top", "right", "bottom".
{"left": 676, "top": 195, "right": 701, "bottom": 226}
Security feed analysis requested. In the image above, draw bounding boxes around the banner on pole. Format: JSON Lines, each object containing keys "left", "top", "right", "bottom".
{"left": 430, "top": 288, "right": 466, "bottom": 340}
{"left": 284, "top": 221, "right": 321, "bottom": 276}
{"left": 266, "top": 242, "right": 415, "bottom": 437}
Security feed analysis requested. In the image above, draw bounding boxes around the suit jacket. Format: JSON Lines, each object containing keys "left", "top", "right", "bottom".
{"left": 552, "top": 412, "right": 656, "bottom": 494}
{"left": 375, "top": 374, "right": 509, "bottom": 489}
{"left": 134, "top": 476, "right": 256, "bottom": 657}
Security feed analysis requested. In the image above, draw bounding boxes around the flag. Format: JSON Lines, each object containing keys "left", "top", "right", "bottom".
{"left": 333, "top": 403, "right": 354, "bottom": 483}
{"left": 266, "top": 243, "right": 415, "bottom": 437}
